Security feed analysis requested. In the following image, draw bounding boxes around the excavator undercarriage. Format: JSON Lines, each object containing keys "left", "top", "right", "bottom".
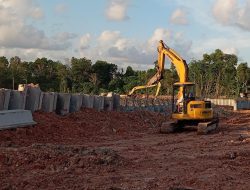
{"left": 160, "top": 117, "right": 219, "bottom": 135}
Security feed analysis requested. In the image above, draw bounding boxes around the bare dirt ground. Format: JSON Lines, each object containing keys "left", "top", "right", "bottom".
{"left": 0, "top": 107, "right": 250, "bottom": 190}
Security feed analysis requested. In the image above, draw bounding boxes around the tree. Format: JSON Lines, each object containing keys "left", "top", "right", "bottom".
{"left": 92, "top": 60, "right": 117, "bottom": 90}
{"left": 189, "top": 49, "right": 238, "bottom": 98}
{"left": 71, "top": 57, "right": 92, "bottom": 92}
{"left": 9, "top": 56, "right": 27, "bottom": 89}
{"left": 56, "top": 63, "right": 72, "bottom": 92}
{"left": 236, "top": 62, "right": 250, "bottom": 94}
{"left": 29, "top": 58, "right": 61, "bottom": 91}
{"left": 109, "top": 77, "right": 125, "bottom": 93}
{"left": 124, "top": 66, "right": 135, "bottom": 77}
{"left": 0, "top": 56, "right": 11, "bottom": 88}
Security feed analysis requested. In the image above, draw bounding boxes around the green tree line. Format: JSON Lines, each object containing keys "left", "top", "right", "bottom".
{"left": 0, "top": 49, "right": 249, "bottom": 98}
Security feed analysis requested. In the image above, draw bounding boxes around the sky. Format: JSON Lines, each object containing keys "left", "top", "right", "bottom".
{"left": 1, "top": 0, "right": 250, "bottom": 70}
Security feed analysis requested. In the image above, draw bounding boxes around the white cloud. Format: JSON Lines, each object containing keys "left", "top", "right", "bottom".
{"left": 147, "top": 28, "right": 171, "bottom": 50}
{"left": 55, "top": 32, "right": 77, "bottom": 41}
{"left": 80, "top": 34, "right": 91, "bottom": 50}
{"left": 0, "top": 0, "right": 72, "bottom": 50}
{"left": 55, "top": 3, "right": 68, "bottom": 14}
{"left": 213, "top": 0, "right": 250, "bottom": 31}
{"left": 77, "top": 28, "right": 194, "bottom": 70}
{"left": 191, "top": 34, "right": 250, "bottom": 63}
{"left": 0, "top": 0, "right": 44, "bottom": 20}
{"left": 212, "top": 0, "right": 237, "bottom": 24}
{"left": 0, "top": 47, "right": 72, "bottom": 63}
{"left": 170, "top": 8, "right": 188, "bottom": 25}
{"left": 114, "top": 38, "right": 129, "bottom": 50}
{"left": 98, "top": 30, "right": 121, "bottom": 43}
{"left": 105, "top": 0, "right": 129, "bottom": 21}
{"left": 223, "top": 47, "right": 239, "bottom": 55}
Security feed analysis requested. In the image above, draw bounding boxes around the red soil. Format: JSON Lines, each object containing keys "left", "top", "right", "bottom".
{"left": 0, "top": 108, "right": 250, "bottom": 190}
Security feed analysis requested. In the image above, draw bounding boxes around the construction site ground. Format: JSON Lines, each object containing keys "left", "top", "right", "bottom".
{"left": 0, "top": 107, "right": 250, "bottom": 190}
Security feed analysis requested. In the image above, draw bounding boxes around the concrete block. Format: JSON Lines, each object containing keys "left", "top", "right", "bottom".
{"left": 104, "top": 97, "right": 113, "bottom": 111}
{"left": 25, "top": 86, "right": 42, "bottom": 112}
{"left": 56, "top": 93, "right": 71, "bottom": 115}
{"left": 0, "top": 109, "right": 36, "bottom": 130}
{"left": 8, "top": 90, "right": 27, "bottom": 110}
{"left": 82, "top": 94, "right": 94, "bottom": 108}
{"left": 113, "top": 94, "right": 120, "bottom": 110}
{"left": 38, "top": 92, "right": 44, "bottom": 110}
{"left": 41, "top": 92, "right": 58, "bottom": 112}
{"left": 0, "top": 89, "right": 11, "bottom": 110}
{"left": 53, "top": 93, "right": 58, "bottom": 111}
{"left": 70, "top": 94, "right": 83, "bottom": 113}
{"left": 94, "top": 95, "right": 105, "bottom": 111}
{"left": 235, "top": 100, "right": 250, "bottom": 110}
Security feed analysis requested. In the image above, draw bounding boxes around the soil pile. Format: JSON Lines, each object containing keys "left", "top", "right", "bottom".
{"left": 0, "top": 108, "right": 250, "bottom": 189}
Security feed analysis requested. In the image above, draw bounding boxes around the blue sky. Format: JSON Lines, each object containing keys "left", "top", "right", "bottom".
{"left": 0, "top": 0, "right": 250, "bottom": 70}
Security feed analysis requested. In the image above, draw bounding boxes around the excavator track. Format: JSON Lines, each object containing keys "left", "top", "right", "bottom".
{"left": 160, "top": 117, "right": 219, "bottom": 135}
{"left": 160, "top": 120, "right": 180, "bottom": 134}
{"left": 197, "top": 117, "right": 219, "bottom": 135}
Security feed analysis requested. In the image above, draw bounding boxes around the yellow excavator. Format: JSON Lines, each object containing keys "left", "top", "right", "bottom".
{"left": 129, "top": 40, "right": 219, "bottom": 134}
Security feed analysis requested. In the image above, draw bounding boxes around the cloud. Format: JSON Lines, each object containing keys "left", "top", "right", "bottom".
{"left": 147, "top": 28, "right": 171, "bottom": 50}
{"left": 191, "top": 35, "right": 250, "bottom": 62}
{"left": 0, "top": 0, "right": 44, "bottom": 20}
{"left": 80, "top": 34, "right": 91, "bottom": 50}
{"left": 170, "top": 8, "right": 188, "bottom": 25}
{"left": 223, "top": 47, "right": 239, "bottom": 55}
{"left": 0, "top": 47, "right": 72, "bottom": 63}
{"left": 55, "top": 3, "right": 68, "bottom": 14}
{"left": 0, "top": 0, "right": 73, "bottom": 50}
{"left": 212, "top": 0, "right": 237, "bottom": 24}
{"left": 78, "top": 28, "right": 194, "bottom": 70}
{"left": 105, "top": 0, "right": 129, "bottom": 21}
{"left": 98, "top": 30, "right": 121, "bottom": 43}
{"left": 55, "top": 32, "right": 77, "bottom": 41}
{"left": 213, "top": 0, "right": 250, "bottom": 31}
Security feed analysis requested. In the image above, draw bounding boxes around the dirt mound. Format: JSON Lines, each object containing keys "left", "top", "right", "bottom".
{"left": 1, "top": 107, "right": 250, "bottom": 189}
{"left": 0, "top": 108, "right": 165, "bottom": 147}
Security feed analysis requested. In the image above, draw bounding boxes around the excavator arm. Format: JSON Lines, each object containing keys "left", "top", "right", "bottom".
{"left": 128, "top": 40, "right": 188, "bottom": 99}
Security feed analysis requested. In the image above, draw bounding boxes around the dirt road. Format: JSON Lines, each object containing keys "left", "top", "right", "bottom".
{"left": 0, "top": 108, "right": 250, "bottom": 190}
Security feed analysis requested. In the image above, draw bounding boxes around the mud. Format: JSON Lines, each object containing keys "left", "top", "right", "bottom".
{"left": 0, "top": 108, "right": 250, "bottom": 190}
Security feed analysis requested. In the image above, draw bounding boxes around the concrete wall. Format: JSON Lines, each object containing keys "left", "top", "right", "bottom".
{"left": 70, "top": 94, "right": 83, "bottom": 113}
{"left": 41, "top": 92, "right": 58, "bottom": 113}
{"left": 25, "top": 86, "right": 42, "bottom": 112}
{"left": 0, "top": 89, "right": 11, "bottom": 110}
{"left": 8, "top": 89, "right": 27, "bottom": 110}
{"left": 0, "top": 82, "right": 124, "bottom": 115}
{"left": 119, "top": 97, "right": 171, "bottom": 113}
{"left": 3, "top": 84, "right": 250, "bottom": 115}
{"left": 235, "top": 99, "right": 250, "bottom": 110}
{"left": 94, "top": 95, "right": 105, "bottom": 111}
{"left": 82, "top": 94, "right": 94, "bottom": 108}
{"left": 56, "top": 93, "right": 71, "bottom": 115}
{"left": 206, "top": 98, "right": 250, "bottom": 110}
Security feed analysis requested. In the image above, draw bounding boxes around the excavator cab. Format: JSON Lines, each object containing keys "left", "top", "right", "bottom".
{"left": 172, "top": 82, "right": 196, "bottom": 114}
{"left": 171, "top": 82, "right": 214, "bottom": 121}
